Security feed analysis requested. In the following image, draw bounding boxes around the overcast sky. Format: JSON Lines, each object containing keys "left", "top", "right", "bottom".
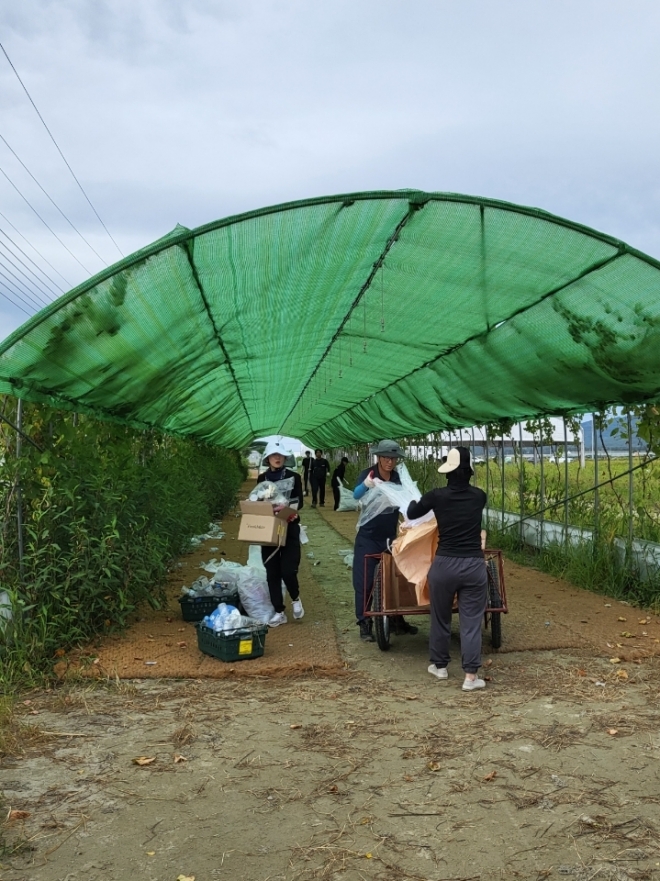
{"left": 1, "top": 0, "right": 659, "bottom": 342}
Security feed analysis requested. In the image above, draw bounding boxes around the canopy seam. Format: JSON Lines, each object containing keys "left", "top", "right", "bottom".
{"left": 277, "top": 203, "right": 420, "bottom": 434}
{"left": 297, "top": 246, "right": 626, "bottom": 438}
{"left": 180, "top": 241, "right": 254, "bottom": 438}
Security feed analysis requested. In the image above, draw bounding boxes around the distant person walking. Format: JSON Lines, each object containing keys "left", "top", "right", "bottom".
{"left": 310, "top": 449, "right": 330, "bottom": 508}
{"left": 331, "top": 456, "right": 349, "bottom": 510}
{"left": 301, "top": 450, "right": 312, "bottom": 496}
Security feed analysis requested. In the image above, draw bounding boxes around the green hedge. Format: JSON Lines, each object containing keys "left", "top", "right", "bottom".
{"left": 0, "top": 400, "right": 245, "bottom": 687}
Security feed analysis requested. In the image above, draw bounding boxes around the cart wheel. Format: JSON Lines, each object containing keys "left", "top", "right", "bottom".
{"left": 490, "top": 611, "right": 502, "bottom": 650}
{"left": 372, "top": 562, "right": 390, "bottom": 651}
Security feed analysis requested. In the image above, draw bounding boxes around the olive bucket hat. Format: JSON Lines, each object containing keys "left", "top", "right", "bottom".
{"left": 371, "top": 439, "right": 406, "bottom": 459}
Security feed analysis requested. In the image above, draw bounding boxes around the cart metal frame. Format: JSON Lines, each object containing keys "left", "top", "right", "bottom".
{"left": 363, "top": 549, "right": 508, "bottom": 651}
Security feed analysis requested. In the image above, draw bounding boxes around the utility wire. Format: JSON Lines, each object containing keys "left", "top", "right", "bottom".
{"left": 0, "top": 261, "right": 50, "bottom": 311}
{"left": 0, "top": 162, "right": 94, "bottom": 274}
{"left": 0, "top": 283, "right": 37, "bottom": 317}
{"left": 0, "top": 225, "right": 65, "bottom": 295}
{"left": 0, "top": 132, "right": 108, "bottom": 265}
{"left": 0, "top": 250, "right": 54, "bottom": 307}
{"left": 0, "top": 41, "right": 123, "bottom": 259}
{"left": 0, "top": 210, "right": 72, "bottom": 287}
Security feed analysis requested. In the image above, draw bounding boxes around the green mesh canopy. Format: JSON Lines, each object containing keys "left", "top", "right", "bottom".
{"left": 2, "top": 190, "right": 660, "bottom": 449}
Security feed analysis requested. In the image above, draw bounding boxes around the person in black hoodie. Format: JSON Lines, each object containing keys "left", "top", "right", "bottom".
{"left": 256, "top": 440, "right": 305, "bottom": 627}
{"left": 331, "top": 456, "right": 349, "bottom": 510}
{"left": 407, "top": 447, "right": 488, "bottom": 692}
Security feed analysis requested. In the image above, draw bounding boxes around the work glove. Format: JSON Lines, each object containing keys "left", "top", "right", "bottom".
{"left": 286, "top": 512, "right": 299, "bottom": 524}
{"left": 363, "top": 471, "right": 376, "bottom": 489}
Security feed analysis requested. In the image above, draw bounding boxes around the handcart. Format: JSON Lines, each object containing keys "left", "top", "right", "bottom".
{"left": 364, "top": 549, "right": 508, "bottom": 652}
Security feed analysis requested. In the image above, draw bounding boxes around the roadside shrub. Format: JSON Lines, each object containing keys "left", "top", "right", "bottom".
{"left": 0, "top": 400, "right": 244, "bottom": 687}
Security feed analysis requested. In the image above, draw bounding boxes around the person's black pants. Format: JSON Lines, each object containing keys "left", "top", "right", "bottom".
{"left": 332, "top": 485, "right": 340, "bottom": 510}
{"left": 352, "top": 533, "right": 388, "bottom": 623}
{"left": 303, "top": 470, "right": 310, "bottom": 495}
{"left": 311, "top": 475, "right": 326, "bottom": 505}
{"left": 261, "top": 523, "right": 301, "bottom": 613}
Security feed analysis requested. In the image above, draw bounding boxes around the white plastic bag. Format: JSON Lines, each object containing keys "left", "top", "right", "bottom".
{"left": 337, "top": 478, "right": 359, "bottom": 512}
{"left": 236, "top": 567, "right": 275, "bottom": 624}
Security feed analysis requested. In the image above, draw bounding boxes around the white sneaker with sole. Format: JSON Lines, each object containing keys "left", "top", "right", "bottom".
{"left": 462, "top": 677, "right": 486, "bottom": 691}
{"left": 428, "top": 663, "right": 448, "bottom": 680}
{"left": 292, "top": 599, "right": 305, "bottom": 620}
{"left": 268, "top": 611, "right": 287, "bottom": 627}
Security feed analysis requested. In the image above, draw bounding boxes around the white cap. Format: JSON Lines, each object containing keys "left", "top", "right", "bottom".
{"left": 438, "top": 447, "right": 473, "bottom": 473}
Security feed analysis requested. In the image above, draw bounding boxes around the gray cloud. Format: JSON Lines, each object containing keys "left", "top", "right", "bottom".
{"left": 1, "top": 0, "right": 660, "bottom": 340}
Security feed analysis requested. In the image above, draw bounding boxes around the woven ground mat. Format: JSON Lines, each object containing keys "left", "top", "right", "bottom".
{"left": 59, "top": 485, "right": 346, "bottom": 680}
{"left": 314, "top": 506, "right": 660, "bottom": 660}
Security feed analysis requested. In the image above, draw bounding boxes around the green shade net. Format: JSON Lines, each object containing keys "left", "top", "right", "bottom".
{"left": 2, "top": 190, "right": 660, "bottom": 449}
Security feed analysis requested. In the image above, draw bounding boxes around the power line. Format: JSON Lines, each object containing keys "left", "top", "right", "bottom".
{"left": 0, "top": 41, "right": 124, "bottom": 259}
{"left": 0, "top": 260, "right": 51, "bottom": 311}
{"left": 0, "top": 249, "right": 54, "bottom": 308}
{"left": 0, "top": 224, "right": 66, "bottom": 294}
{"left": 0, "top": 161, "right": 94, "bottom": 274}
{"left": 0, "top": 210, "right": 72, "bottom": 287}
{"left": 0, "top": 281, "right": 39, "bottom": 317}
{"left": 0, "top": 132, "right": 108, "bottom": 265}
{"left": 0, "top": 236, "right": 61, "bottom": 301}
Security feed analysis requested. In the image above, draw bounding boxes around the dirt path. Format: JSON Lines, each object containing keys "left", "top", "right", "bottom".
{"left": 3, "top": 493, "right": 660, "bottom": 881}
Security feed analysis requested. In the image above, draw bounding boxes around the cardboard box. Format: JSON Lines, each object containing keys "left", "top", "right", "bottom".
{"left": 379, "top": 554, "right": 429, "bottom": 611}
{"left": 237, "top": 501, "right": 298, "bottom": 546}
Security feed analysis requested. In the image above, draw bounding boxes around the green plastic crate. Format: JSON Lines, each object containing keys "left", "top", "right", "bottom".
{"left": 196, "top": 622, "right": 268, "bottom": 662}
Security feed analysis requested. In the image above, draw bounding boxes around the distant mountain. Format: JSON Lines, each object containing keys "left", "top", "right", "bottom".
{"left": 581, "top": 416, "right": 647, "bottom": 452}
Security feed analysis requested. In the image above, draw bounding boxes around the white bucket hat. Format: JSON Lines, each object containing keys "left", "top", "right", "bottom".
{"left": 262, "top": 439, "right": 293, "bottom": 462}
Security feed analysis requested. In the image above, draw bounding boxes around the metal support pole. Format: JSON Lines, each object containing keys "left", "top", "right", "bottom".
{"left": 501, "top": 433, "right": 505, "bottom": 531}
{"left": 563, "top": 416, "right": 569, "bottom": 546}
{"left": 485, "top": 426, "right": 491, "bottom": 521}
{"left": 16, "top": 398, "right": 25, "bottom": 579}
{"left": 518, "top": 422, "right": 524, "bottom": 543}
{"left": 539, "top": 428, "right": 545, "bottom": 550}
{"left": 627, "top": 410, "right": 634, "bottom": 547}
{"left": 593, "top": 412, "right": 599, "bottom": 543}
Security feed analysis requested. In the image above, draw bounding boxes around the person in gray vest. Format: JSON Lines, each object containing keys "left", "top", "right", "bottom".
{"left": 406, "top": 447, "right": 488, "bottom": 691}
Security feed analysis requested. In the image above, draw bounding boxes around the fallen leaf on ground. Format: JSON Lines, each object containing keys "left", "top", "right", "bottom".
{"left": 176, "top": 876, "right": 195, "bottom": 881}
{"left": 173, "top": 754, "right": 187, "bottom": 763}
{"left": 606, "top": 728, "right": 618, "bottom": 736}
{"left": 177, "top": 641, "right": 187, "bottom": 648}
{"left": 621, "top": 631, "right": 634, "bottom": 638}
{"left": 132, "top": 756, "right": 156, "bottom": 766}
{"left": 616, "top": 669, "right": 628, "bottom": 679}
{"left": 609, "top": 657, "right": 621, "bottom": 664}
{"left": 327, "top": 784, "right": 339, "bottom": 793}
{"left": 290, "top": 723, "right": 302, "bottom": 729}
{"left": 639, "top": 618, "right": 649, "bottom": 624}
{"left": 485, "top": 659, "right": 493, "bottom": 667}
{"left": 7, "top": 810, "right": 31, "bottom": 821}
{"left": 482, "top": 770, "right": 497, "bottom": 782}
{"left": 618, "top": 616, "right": 627, "bottom": 622}
{"left": 146, "top": 851, "right": 155, "bottom": 856}
{"left": 427, "top": 761, "right": 441, "bottom": 772}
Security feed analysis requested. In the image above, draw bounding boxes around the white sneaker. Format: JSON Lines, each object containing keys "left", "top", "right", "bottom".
{"left": 268, "top": 611, "right": 287, "bottom": 627}
{"left": 292, "top": 599, "right": 305, "bottom": 620}
{"left": 428, "top": 663, "right": 448, "bottom": 680}
{"left": 462, "top": 677, "right": 485, "bottom": 692}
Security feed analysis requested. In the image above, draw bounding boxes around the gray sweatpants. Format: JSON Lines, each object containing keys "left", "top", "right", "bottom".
{"left": 428, "top": 555, "right": 487, "bottom": 674}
